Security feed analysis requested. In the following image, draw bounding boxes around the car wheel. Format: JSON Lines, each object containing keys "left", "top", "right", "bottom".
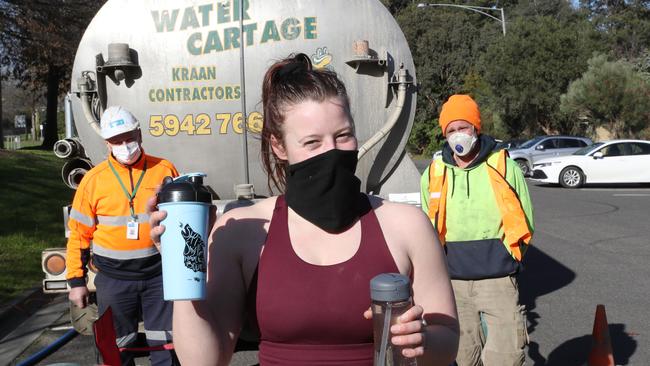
{"left": 560, "top": 166, "right": 584, "bottom": 188}
{"left": 516, "top": 159, "right": 530, "bottom": 176}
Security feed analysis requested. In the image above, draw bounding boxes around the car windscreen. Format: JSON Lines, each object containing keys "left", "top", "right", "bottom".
{"left": 573, "top": 142, "right": 604, "bottom": 155}
{"left": 519, "top": 137, "right": 544, "bottom": 149}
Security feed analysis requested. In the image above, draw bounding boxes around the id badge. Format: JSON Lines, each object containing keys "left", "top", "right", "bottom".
{"left": 126, "top": 220, "right": 139, "bottom": 240}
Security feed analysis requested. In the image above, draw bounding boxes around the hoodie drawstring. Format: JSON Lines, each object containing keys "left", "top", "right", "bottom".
{"left": 450, "top": 169, "right": 456, "bottom": 197}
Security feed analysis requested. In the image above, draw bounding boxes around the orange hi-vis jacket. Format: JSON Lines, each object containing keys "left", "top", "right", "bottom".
{"left": 427, "top": 149, "right": 532, "bottom": 262}
{"left": 66, "top": 152, "right": 178, "bottom": 287}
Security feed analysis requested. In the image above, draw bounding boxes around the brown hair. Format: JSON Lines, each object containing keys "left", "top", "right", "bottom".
{"left": 261, "top": 53, "right": 351, "bottom": 193}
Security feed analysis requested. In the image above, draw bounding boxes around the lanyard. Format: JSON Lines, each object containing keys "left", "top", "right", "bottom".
{"left": 108, "top": 159, "right": 148, "bottom": 220}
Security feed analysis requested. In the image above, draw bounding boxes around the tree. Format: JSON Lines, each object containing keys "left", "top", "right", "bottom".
{"left": 0, "top": 0, "right": 105, "bottom": 149}
{"left": 479, "top": 15, "right": 603, "bottom": 136}
{"left": 560, "top": 54, "right": 650, "bottom": 138}
{"left": 0, "top": 75, "right": 4, "bottom": 149}
{"left": 397, "top": 3, "right": 504, "bottom": 153}
{"left": 380, "top": 0, "right": 412, "bottom": 15}
{"left": 512, "top": 0, "right": 577, "bottom": 18}
{"left": 580, "top": 0, "right": 650, "bottom": 60}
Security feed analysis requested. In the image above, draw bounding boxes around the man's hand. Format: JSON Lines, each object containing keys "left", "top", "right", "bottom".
{"left": 69, "top": 286, "right": 90, "bottom": 309}
{"left": 147, "top": 194, "right": 167, "bottom": 252}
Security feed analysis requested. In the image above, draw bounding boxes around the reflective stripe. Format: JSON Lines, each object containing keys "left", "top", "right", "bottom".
{"left": 70, "top": 208, "right": 95, "bottom": 227}
{"left": 116, "top": 332, "right": 138, "bottom": 347}
{"left": 96, "top": 213, "right": 150, "bottom": 226}
{"left": 429, "top": 192, "right": 441, "bottom": 199}
{"left": 92, "top": 241, "right": 159, "bottom": 259}
{"left": 145, "top": 329, "right": 173, "bottom": 342}
{"left": 433, "top": 156, "right": 445, "bottom": 176}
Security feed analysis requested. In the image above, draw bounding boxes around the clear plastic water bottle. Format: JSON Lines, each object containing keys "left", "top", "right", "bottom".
{"left": 370, "top": 273, "right": 417, "bottom": 366}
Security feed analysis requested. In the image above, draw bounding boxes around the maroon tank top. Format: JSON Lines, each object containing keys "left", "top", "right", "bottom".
{"left": 256, "top": 195, "right": 399, "bottom": 365}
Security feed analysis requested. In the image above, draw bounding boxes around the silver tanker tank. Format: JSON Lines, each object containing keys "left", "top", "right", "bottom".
{"left": 68, "top": 0, "right": 420, "bottom": 199}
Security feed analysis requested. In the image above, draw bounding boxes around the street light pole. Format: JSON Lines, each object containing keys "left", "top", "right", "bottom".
{"left": 417, "top": 3, "right": 507, "bottom": 36}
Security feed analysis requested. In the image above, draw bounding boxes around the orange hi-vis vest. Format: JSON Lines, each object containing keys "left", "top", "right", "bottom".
{"left": 427, "top": 149, "right": 532, "bottom": 261}
{"left": 66, "top": 152, "right": 178, "bottom": 285}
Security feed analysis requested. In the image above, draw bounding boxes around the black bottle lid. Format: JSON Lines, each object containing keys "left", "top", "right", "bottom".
{"left": 158, "top": 173, "right": 212, "bottom": 204}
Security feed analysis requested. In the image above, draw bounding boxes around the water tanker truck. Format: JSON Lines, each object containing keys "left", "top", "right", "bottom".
{"left": 43, "top": 0, "right": 421, "bottom": 334}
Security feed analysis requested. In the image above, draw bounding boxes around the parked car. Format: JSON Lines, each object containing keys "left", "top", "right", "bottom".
{"left": 530, "top": 139, "right": 650, "bottom": 188}
{"left": 495, "top": 138, "right": 527, "bottom": 151}
{"left": 507, "top": 135, "right": 593, "bottom": 176}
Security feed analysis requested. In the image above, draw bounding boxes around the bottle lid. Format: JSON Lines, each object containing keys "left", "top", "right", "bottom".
{"left": 370, "top": 273, "right": 412, "bottom": 302}
{"left": 158, "top": 173, "right": 212, "bottom": 204}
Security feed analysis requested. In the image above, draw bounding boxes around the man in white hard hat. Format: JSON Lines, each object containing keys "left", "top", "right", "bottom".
{"left": 66, "top": 106, "right": 180, "bottom": 365}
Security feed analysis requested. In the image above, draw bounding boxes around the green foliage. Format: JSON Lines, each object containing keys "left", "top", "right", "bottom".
{"left": 57, "top": 110, "right": 66, "bottom": 135}
{"left": 0, "top": 1, "right": 105, "bottom": 94}
{"left": 512, "top": 0, "right": 577, "bottom": 18}
{"left": 396, "top": 0, "right": 650, "bottom": 152}
{"left": 379, "top": 0, "right": 411, "bottom": 15}
{"left": 461, "top": 69, "right": 508, "bottom": 138}
{"left": 0, "top": 0, "right": 106, "bottom": 148}
{"left": 0, "top": 150, "right": 72, "bottom": 302}
{"left": 408, "top": 117, "right": 443, "bottom": 156}
{"left": 560, "top": 54, "right": 650, "bottom": 138}
{"left": 397, "top": 3, "right": 502, "bottom": 152}
{"left": 580, "top": 0, "right": 650, "bottom": 60}
{"left": 479, "top": 15, "right": 603, "bottom": 136}
{"left": 631, "top": 48, "right": 650, "bottom": 81}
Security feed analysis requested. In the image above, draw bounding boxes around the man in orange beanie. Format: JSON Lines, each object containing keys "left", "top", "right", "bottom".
{"left": 420, "top": 94, "right": 535, "bottom": 366}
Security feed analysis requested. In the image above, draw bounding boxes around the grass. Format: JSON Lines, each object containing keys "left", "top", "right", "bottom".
{"left": 3, "top": 136, "right": 48, "bottom": 150}
{"left": 0, "top": 148, "right": 74, "bottom": 304}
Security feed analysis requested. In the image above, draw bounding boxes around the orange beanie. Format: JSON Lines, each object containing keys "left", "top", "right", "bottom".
{"left": 439, "top": 94, "right": 481, "bottom": 136}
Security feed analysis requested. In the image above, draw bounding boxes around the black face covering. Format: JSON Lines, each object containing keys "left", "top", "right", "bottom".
{"left": 285, "top": 149, "right": 362, "bottom": 232}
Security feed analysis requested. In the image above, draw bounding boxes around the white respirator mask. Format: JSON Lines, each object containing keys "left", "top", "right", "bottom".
{"left": 112, "top": 141, "right": 141, "bottom": 164}
{"left": 447, "top": 130, "right": 478, "bottom": 157}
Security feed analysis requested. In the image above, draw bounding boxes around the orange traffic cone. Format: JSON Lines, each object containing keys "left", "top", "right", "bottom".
{"left": 587, "top": 304, "right": 614, "bottom": 366}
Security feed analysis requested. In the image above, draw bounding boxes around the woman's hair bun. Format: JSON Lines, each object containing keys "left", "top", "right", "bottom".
{"left": 275, "top": 53, "right": 313, "bottom": 80}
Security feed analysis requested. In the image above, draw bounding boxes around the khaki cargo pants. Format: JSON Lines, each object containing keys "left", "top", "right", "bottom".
{"left": 452, "top": 276, "right": 528, "bottom": 366}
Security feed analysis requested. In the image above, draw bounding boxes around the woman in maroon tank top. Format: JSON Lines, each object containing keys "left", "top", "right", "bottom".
{"left": 150, "top": 54, "right": 459, "bottom": 365}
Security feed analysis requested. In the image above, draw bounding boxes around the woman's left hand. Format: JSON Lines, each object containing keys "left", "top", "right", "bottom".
{"left": 390, "top": 304, "right": 426, "bottom": 358}
{"left": 363, "top": 304, "right": 426, "bottom": 358}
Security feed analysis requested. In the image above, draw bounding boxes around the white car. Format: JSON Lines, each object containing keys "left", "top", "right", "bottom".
{"left": 508, "top": 135, "right": 593, "bottom": 176}
{"left": 530, "top": 139, "right": 650, "bottom": 188}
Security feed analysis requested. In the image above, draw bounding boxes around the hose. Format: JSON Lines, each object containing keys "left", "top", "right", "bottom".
{"left": 80, "top": 91, "right": 103, "bottom": 136}
{"left": 77, "top": 73, "right": 103, "bottom": 137}
{"left": 64, "top": 93, "right": 74, "bottom": 139}
{"left": 61, "top": 158, "right": 93, "bottom": 189}
{"left": 53, "top": 139, "right": 82, "bottom": 159}
{"left": 16, "top": 328, "right": 79, "bottom": 366}
{"left": 357, "top": 65, "right": 410, "bottom": 159}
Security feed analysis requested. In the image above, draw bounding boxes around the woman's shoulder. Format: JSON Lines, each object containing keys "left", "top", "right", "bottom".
{"left": 367, "top": 194, "right": 426, "bottom": 217}
{"left": 209, "top": 197, "right": 278, "bottom": 259}
{"left": 214, "top": 196, "right": 278, "bottom": 233}
{"left": 367, "top": 194, "right": 433, "bottom": 232}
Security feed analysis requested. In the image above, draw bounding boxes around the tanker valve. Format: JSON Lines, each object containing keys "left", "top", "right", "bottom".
{"left": 96, "top": 43, "right": 140, "bottom": 85}
{"left": 345, "top": 40, "right": 387, "bottom": 72}
{"left": 235, "top": 184, "right": 255, "bottom": 200}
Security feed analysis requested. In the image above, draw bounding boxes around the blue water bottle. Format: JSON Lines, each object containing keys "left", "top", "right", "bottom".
{"left": 158, "top": 173, "right": 212, "bottom": 301}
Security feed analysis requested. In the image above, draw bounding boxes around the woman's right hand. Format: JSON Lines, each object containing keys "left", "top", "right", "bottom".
{"left": 147, "top": 194, "right": 167, "bottom": 251}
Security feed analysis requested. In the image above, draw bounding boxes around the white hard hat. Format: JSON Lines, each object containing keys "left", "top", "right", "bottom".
{"left": 100, "top": 106, "right": 140, "bottom": 139}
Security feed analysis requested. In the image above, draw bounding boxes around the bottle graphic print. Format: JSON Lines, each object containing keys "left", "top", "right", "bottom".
{"left": 158, "top": 173, "right": 212, "bottom": 300}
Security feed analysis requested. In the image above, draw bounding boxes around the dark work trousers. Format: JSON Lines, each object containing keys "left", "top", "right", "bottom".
{"left": 95, "top": 272, "right": 177, "bottom": 366}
